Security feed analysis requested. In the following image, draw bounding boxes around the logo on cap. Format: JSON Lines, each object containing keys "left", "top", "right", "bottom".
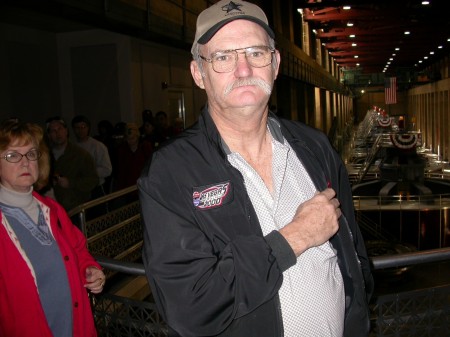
{"left": 222, "top": 1, "right": 242, "bottom": 13}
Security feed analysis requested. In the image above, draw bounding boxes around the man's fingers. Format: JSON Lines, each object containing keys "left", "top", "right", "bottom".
{"left": 321, "top": 187, "right": 336, "bottom": 199}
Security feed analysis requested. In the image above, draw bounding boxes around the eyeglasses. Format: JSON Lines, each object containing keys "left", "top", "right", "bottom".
{"left": 1, "top": 149, "right": 41, "bottom": 163}
{"left": 199, "top": 46, "right": 275, "bottom": 73}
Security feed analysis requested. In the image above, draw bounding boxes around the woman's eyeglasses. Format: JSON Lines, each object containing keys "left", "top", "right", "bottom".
{"left": 1, "top": 149, "right": 41, "bottom": 163}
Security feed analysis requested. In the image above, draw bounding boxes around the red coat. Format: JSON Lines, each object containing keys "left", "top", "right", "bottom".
{"left": 0, "top": 191, "right": 101, "bottom": 337}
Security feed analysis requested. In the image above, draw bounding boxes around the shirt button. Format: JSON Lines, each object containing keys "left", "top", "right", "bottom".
{"left": 64, "top": 256, "right": 69, "bottom": 261}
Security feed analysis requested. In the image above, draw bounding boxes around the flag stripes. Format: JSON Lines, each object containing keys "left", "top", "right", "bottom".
{"left": 385, "top": 77, "right": 397, "bottom": 104}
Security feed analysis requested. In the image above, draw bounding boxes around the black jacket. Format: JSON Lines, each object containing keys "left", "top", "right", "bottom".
{"left": 138, "top": 108, "right": 374, "bottom": 337}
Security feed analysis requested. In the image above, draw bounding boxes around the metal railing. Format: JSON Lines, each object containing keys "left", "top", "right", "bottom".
{"left": 92, "top": 249, "right": 450, "bottom": 337}
{"left": 96, "top": 247, "right": 450, "bottom": 276}
{"left": 71, "top": 186, "right": 450, "bottom": 337}
{"left": 353, "top": 193, "right": 450, "bottom": 250}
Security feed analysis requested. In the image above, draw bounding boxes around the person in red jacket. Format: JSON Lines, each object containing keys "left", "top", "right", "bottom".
{"left": 0, "top": 119, "right": 105, "bottom": 337}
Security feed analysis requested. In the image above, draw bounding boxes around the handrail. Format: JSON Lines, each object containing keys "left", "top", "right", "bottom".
{"left": 371, "top": 247, "right": 450, "bottom": 269}
{"left": 68, "top": 185, "right": 138, "bottom": 234}
{"left": 96, "top": 256, "right": 146, "bottom": 276}
{"left": 68, "top": 185, "right": 138, "bottom": 217}
{"left": 95, "top": 247, "right": 450, "bottom": 277}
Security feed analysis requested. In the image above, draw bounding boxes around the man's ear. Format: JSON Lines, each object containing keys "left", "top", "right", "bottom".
{"left": 273, "top": 50, "right": 281, "bottom": 80}
{"left": 190, "top": 60, "right": 205, "bottom": 89}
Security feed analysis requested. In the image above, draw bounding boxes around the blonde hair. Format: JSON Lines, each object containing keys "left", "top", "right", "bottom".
{"left": 0, "top": 119, "right": 50, "bottom": 191}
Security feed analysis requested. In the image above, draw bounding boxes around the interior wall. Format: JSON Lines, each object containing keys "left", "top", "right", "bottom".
{"left": 409, "top": 79, "right": 450, "bottom": 161}
{"left": 70, "top": 44, "right": 121, "bottom": 125}
{"left": 0, "top": 22, "right": 202, "bottom": 134}
{"left": 57, "top": 29, "right": 133, "bottom": 134}
{"left": 135, "top": 40, "right": 198, "bottom": 128}
{"left": 0, "top": 23, "right": 61, "bottom": 128}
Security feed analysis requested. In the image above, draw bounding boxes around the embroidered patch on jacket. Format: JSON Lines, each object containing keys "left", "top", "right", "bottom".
{"left": 192, "top": 181, "right": 232, "bottom": 210}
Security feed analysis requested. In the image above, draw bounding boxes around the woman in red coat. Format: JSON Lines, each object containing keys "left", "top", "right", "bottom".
{"left": 0, "top": 119, "right": 105, "bottom": 337}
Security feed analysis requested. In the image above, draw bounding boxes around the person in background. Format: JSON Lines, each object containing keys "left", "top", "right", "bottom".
{"left": 94, "top": 119, "right": 116, "bottom": 194}
{"left": 112, "top": 121, "right": 127, "bottom": 148}
{"left": 94, "top": 119, "right": 115, "bottom": 147}
{"left": 153, "top": 110, "right": 176, "bottom": 147}
{"left": 139, "top": 109, "right": 157, "bottom": 148}
{"left": 0, "top": 119, "right": 105, "bottom": 337}
{"left": 172, "top": 117, "right": 185, "bottom": 136}
{"left": 114, "top": 122, "right": 153, "bottom": 191}
{"left": 45, "top": 116, "right": 98, "bottom": 212}
{"left": 140, "top": 118, "right": 157, "bottom": 147}
{"left": 142, "top": 109, "right": 153, "bottom": 123}
{"left": 139, "top": 109, "right": 154, "bottom": 138}
{"left": 71, "top": 115, "right": 112, "bottom": 198}
{"left": 138, "top": 1, "right": 374, "bottom": 337}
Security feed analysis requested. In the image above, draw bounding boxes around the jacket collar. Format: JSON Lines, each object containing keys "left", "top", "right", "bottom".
{"left": 200, "top": 105, "right": 286, "bottom": 157}
{"left": 198, "top": 106, "right": 327, "bottom": 190}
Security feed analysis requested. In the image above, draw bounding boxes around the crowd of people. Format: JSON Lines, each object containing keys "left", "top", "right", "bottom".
{"left": 0, "top": 110, "right": 183, "bottom": 334}
{"left": 2, "top": 110, "right": 183, "bottom": 214}
{"left": 0, "top": 109, "right": 183, "bottom": 336}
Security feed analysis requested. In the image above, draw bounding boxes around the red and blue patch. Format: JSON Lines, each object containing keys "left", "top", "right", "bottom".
{"left": 193, "top": 182, "right": 231, "bottom": 210}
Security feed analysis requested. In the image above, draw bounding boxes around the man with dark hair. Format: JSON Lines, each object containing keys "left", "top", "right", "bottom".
{"left": 46, "top": 116, "right": 98, "bottom": 211}
{"left": 153, "top": 110, "right": 177, "bottom": 147}
{"left": 139, "top": 1, "right": 374, "bottom": 336}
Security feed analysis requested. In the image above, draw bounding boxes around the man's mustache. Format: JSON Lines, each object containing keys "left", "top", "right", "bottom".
{"left": 224, "top": 78, "right": 272, "bottom": 96}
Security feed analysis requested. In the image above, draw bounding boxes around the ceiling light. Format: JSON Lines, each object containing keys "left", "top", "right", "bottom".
{"left": 404, "top": 31, "right": 410, "bottom": 35}
{"left": 347, "top": 22, "right": 354, "bottom": 27}
{"left": 424, "top": 56, "right": 428, "bottom": 60}
{"left": 395, "top": 47, "right": 400, "bottom": 51}
{"left": 354, "top": 55, "right": 359, "bottom": 58}
{"left": 343, "top": 6, "right": 351, "bottom": 10}
{"left": 352, "top": 43, "right": 357, "bottom": 47}
{"left": 438, "top": 45, "right": 443, "bottom": 49}
{"left": 421, "top": 1, "right": 430, "bottom": 5}
{"left": 349, "top": 34, "right": 356, "bottom": 38}
{"left": 430, "top": 51, "right": 434, "bottom": 55}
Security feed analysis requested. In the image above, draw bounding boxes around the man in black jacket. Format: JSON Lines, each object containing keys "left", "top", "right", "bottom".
{"left": 138, "top": 1, "right": 374, "bottom": 336}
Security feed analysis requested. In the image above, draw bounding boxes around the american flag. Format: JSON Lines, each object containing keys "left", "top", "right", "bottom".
{"left": 385, "top": 77, "right": 397, "bottom": 105}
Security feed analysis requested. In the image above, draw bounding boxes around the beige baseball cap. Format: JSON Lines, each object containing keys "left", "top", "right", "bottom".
{"left": 191, "top": 0, "right": 275, "bottom": 55}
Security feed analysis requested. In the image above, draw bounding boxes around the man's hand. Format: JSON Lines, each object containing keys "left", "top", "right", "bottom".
{"left": 279, "top": 188, "right": 341, "bottom": 256}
